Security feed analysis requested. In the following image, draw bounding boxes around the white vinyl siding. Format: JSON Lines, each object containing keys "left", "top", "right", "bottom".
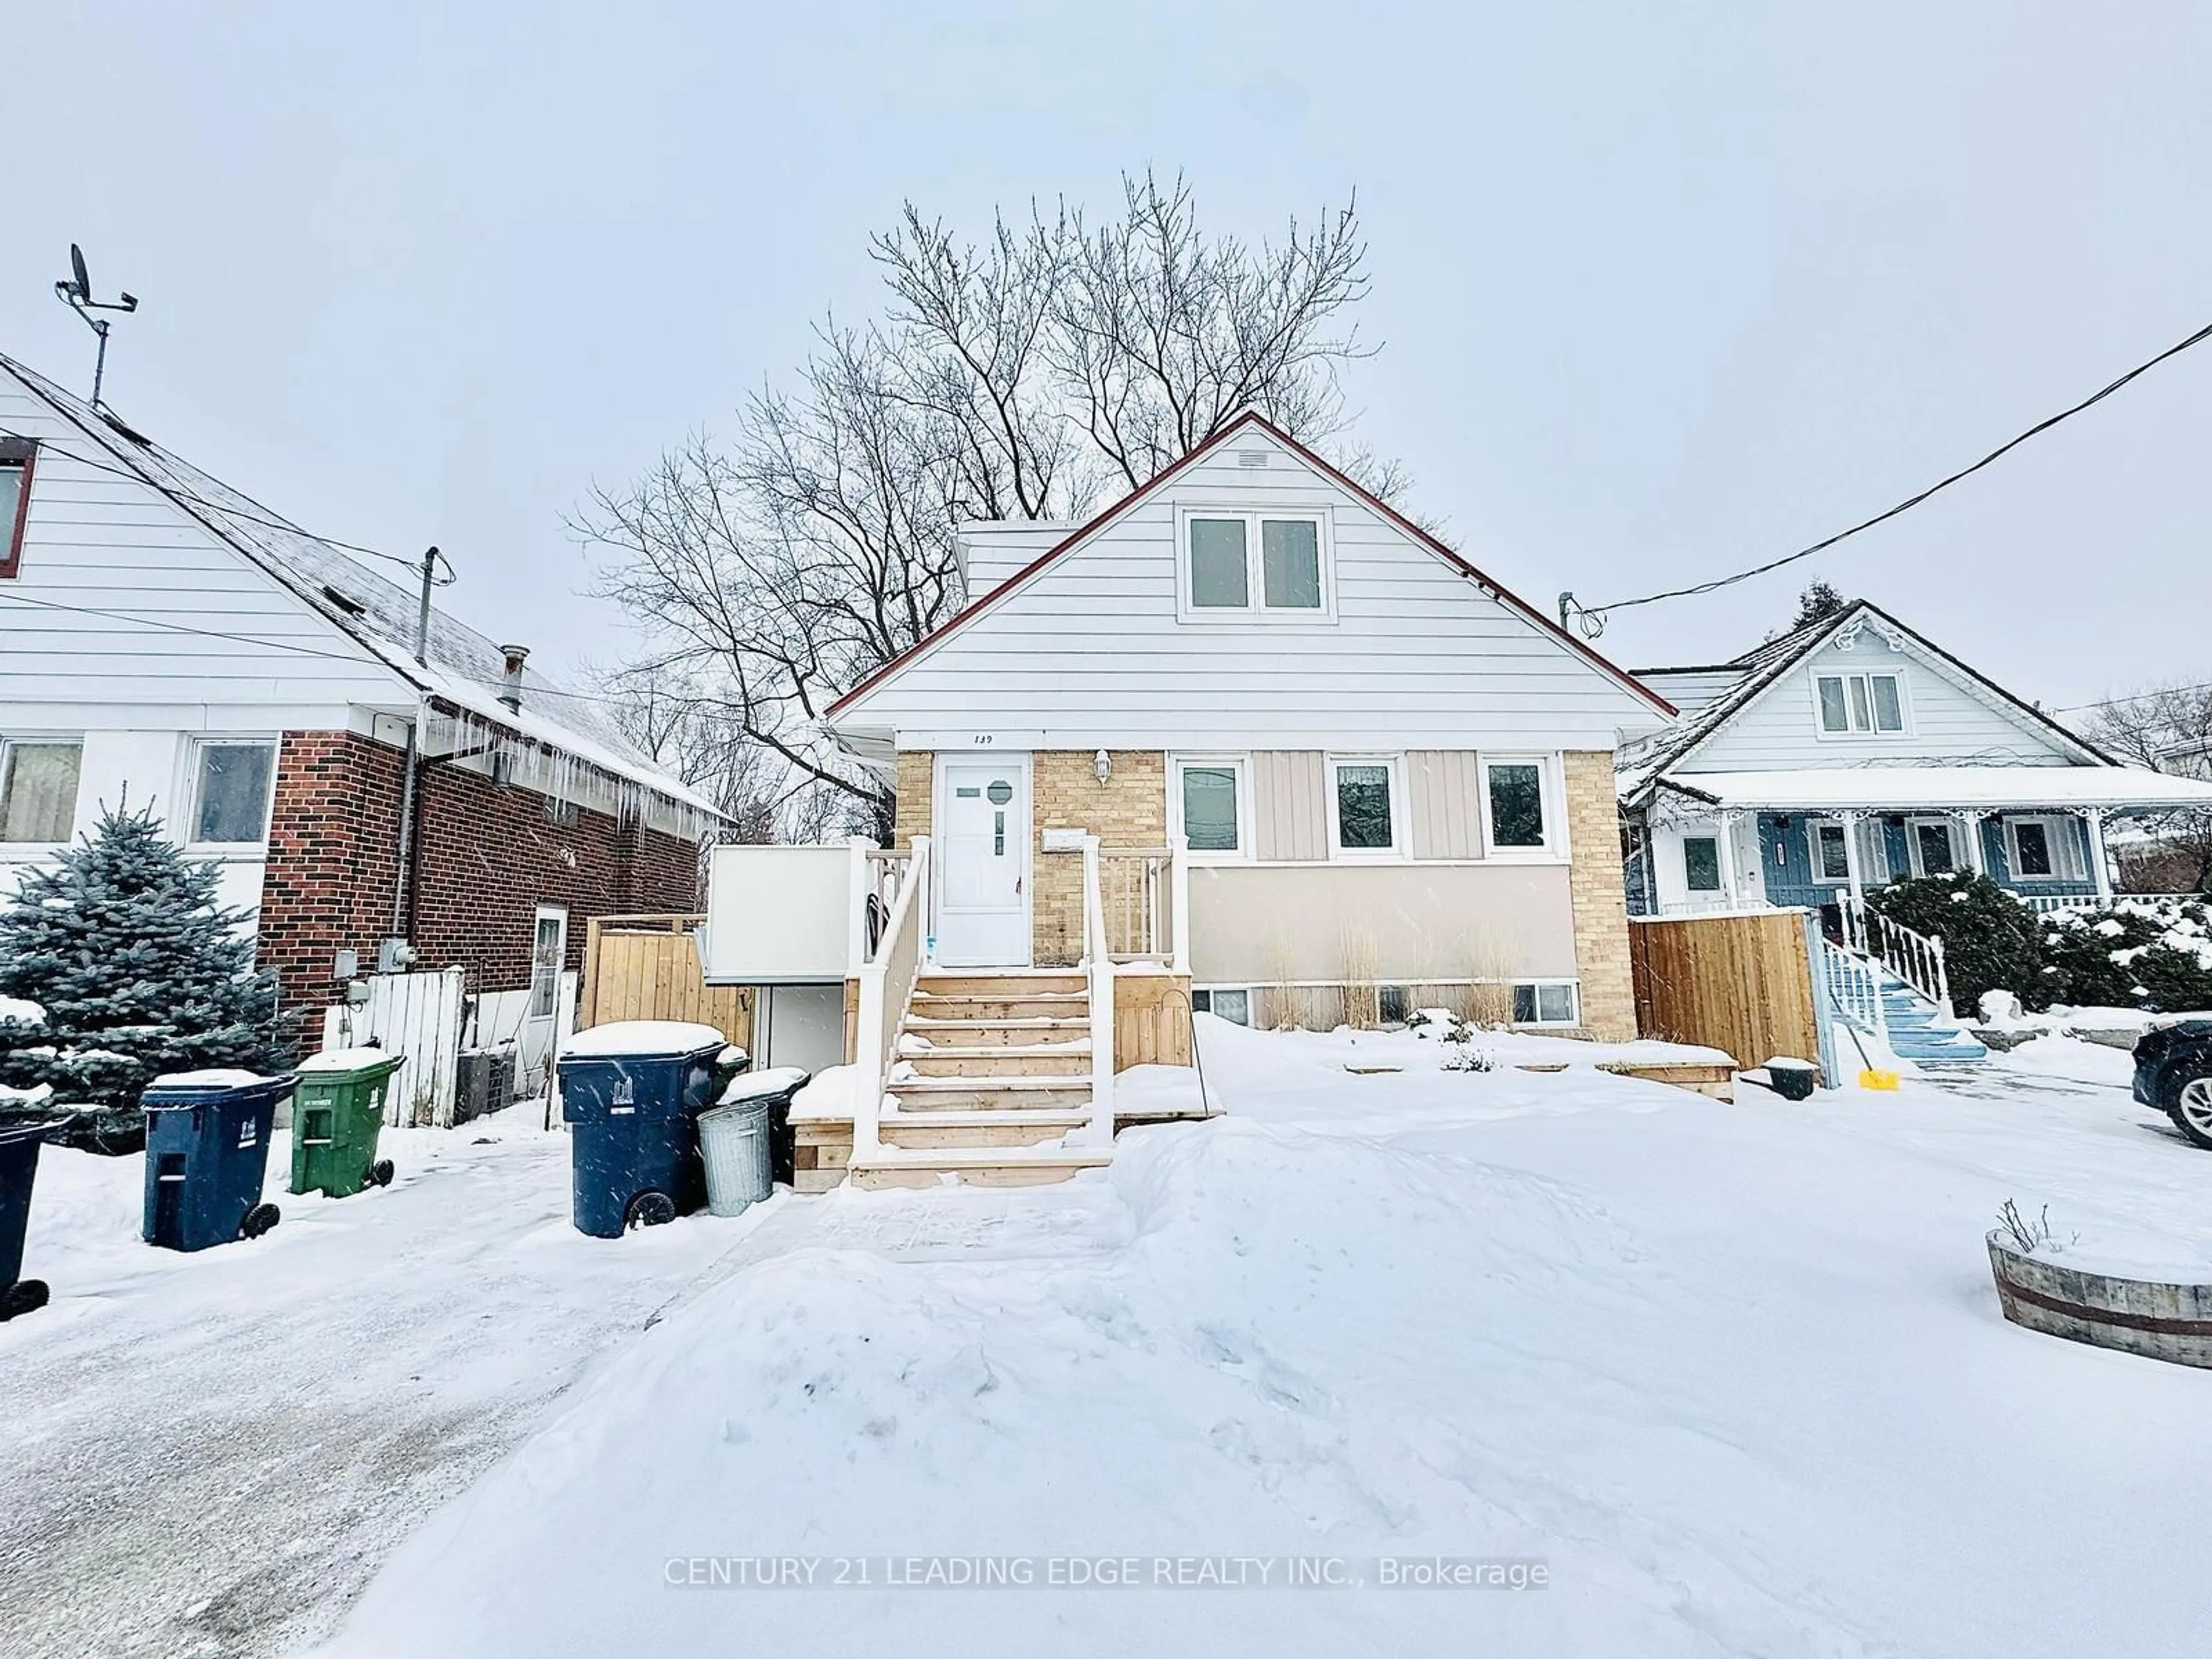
{"left": 0, "top": 368, "right": 404, "bottom": 715}
{"left": 844, "top": 428, "right": 1662, "bottom": 752}
{"left": 1685, "top": 628, "right": 2081, "bottom": 774}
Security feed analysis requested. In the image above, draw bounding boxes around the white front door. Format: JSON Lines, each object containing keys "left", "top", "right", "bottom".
{"left": 936, "top": 757, "right": 1030, "bottom": 967}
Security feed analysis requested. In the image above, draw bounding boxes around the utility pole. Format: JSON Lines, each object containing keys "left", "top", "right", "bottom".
{"left": 390, "top": 545, "right": 441, "bottom": 944}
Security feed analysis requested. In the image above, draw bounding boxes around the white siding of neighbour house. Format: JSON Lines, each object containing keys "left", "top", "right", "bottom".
{"left": 0, "top": 369, "right": 417, "bottom": 914}
{"left": 1632, "top": 667, "right": 1744, "bottom": 716}
{"left": 847, "top": 428, "right": 1666, "bottom": 752}
{"left": 1681, "top": 627, "right": 2085, "bottom": 775}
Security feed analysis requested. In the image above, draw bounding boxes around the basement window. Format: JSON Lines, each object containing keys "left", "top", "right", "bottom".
{"left": 0, "top": 437, "right": 34, "bottom": 579}
{"left": 1511, "top": 982, "right": 1578, "bottom": 1027}
{"left": 1191, "top": 987, "right": 1251, "bottom": 1027}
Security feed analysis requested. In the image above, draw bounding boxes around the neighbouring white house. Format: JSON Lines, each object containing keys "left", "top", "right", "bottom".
{"left": 0, "top": 350, "right": 719, "bottom": 1104}
{"left": 781, "top": 410, "right": 1676, "bottom": 1188}
{"left": 1618, "top": 599, "right": 2212, "bottom": 1063}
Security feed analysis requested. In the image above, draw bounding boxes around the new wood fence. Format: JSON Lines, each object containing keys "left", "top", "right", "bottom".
{"left": 1628, "top": 909, "right": 1823, "bottom": 1083}
{"left": 577, "top": 914, "right": 754, "bottom": 1050}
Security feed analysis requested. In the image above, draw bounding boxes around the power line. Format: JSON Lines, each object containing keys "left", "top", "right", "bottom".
{"left": 0, "top": 586, "right": 630, "bottom": 707}
{"left": 0, "top": 422, "right": 454, "bottom": 584}
{"left": 2053, "top": 678, "right": 2212, "bottom": 715}
{"left": 1560, "top": 315, "right": 2212, "bottom": 636}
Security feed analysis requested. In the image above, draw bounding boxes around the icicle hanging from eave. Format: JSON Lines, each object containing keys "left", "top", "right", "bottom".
{"left": 422, "top": 701, "right": 711, "bottom": 840}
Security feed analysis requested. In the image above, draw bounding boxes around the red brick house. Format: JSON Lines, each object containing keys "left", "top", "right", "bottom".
{"left": 0, "top": 350, "right": 719, "bottom": 1073}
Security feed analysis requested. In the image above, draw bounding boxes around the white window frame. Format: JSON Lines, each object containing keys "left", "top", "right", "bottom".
{"left": 528, "top": 904, "right": 569, "bottom": 1020}
{"left": 1325, "top": 753, "right": 1406, "bottom": 861}
{"left": 1168, "top": 753, "right": 1253, "bottom": 863}
{"left": 1173, "top": 505, "right": 1336, "bottom": 623}
{"left": 185, "top": 737, "right": 281, "bottom": 851}
{"left": 2005, "top": 815, "right": 2083, "bottom": 882}
{"left": 1806, "top": 817, "right": 1853, "bottom": 884}
{"left": 1812, "top": 668, "right": 1910, "bottom": 738}
{"left": 1478, "top": 754, "right": 1565, "bottom": 861}
{"left": 1510, "top": 980, "right": 1581, "bottom": 1028}
{"left": 1905, "top": 815, "right": 1962, "bottom": 878}
{"left": 1190, "top": 986, "right": 1253, "bottom": 1027}
{"left": 1681, "top": 832, "right": 1724, "bottom": 893}
{"left": 0, "top": 734, "right": 84, "bottom": 847}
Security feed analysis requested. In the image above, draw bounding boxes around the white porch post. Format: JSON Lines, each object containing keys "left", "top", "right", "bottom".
{"left": 2086, "top": 808, "right": 2113, "bottom": 901}
{"left": 1715, "top": 810, "right": 1743, "bottom": 906}
{"left": 1839, "top": 810, "right": 1866, "bottom": 905}
{"left": 1961, "top": 811, "right": 1987, "bottom": 877}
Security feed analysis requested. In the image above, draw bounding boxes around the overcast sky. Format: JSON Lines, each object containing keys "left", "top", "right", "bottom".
{"left": 7, "top": 3, "right": 2207, "bottom": 714}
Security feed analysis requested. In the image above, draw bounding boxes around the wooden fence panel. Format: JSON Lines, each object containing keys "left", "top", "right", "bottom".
{"left": 577, "top": 915, "right": 754, "bottom": 1053}
{"left": 1628, "top": 911, "right": 1823, "bottom": 1083}
{"left": 357, "top": 967, "right": 467, "bottom": 1127}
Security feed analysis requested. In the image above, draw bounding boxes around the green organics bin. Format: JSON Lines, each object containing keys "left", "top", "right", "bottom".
{"left": 289, "top": 1048, "right": 407, "bottom": 1199}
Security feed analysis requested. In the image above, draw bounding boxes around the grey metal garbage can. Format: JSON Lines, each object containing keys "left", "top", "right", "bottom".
{"left": 698, "top": 1067, "right": 808, "bottom": 1216}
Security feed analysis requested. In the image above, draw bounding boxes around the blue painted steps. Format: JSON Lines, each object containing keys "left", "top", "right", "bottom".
{"left": 1875, "top": 972, "right": 1987, "bottom": 1065}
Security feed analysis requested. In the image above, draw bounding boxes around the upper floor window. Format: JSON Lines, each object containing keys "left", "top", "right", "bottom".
{"left": 190, "top": 740, "right": 278, "bottom": 846}
{"left": 1177, "top": 508, "right": 1332, "bottom": 620}
{"left": 0, "top": 738, "right": 82, "bottom": 843}
{"left": 1815, "top": 670, "right": 1906, "bottom": 736}
{"left": 0, "top": 437, "right": 35, "bottom": 579}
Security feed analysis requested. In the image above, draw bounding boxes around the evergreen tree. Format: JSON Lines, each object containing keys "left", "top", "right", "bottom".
{"left": 1792, "top": 580, "right": 1849, "bottom": 630}
{"left": 0, "top": 805, "right": 285, "bottom": 1146}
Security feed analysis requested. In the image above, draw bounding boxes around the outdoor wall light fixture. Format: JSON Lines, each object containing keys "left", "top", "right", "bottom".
{"left": 1093, "top": 749, "right": 1111, "bottom": 785}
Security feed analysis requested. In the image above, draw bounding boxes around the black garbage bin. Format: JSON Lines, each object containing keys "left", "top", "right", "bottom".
{"left": 0, "top": 1118, "right": 65, "bottom": 1320}
{"left": 557, "top": 1022, "right": 743, "bottom": 1237}
{"left": 141, "top": 1071, "right": 295, "bottom": 1252}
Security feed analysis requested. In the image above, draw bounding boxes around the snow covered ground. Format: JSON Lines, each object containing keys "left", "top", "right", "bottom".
{"left": 9, "top": 1023, "right": 2210, "bottom": 1658}
{"left": 304, "top": 1022, "right": 2204, "bottom": 1659}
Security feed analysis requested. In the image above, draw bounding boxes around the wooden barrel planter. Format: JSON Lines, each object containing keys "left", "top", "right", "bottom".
{"left": 1987, "top": 1234, "right": 2212, "bottom": 1370}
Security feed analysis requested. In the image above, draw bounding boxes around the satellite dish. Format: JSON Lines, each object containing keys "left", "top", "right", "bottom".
{"left": 69, "top": 244, "right": 90, "bottom": 301}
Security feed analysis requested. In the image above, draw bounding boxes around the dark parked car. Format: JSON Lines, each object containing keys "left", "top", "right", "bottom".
{"left": 2132, "top": 1020, "right": 2212, "bottom": 1149}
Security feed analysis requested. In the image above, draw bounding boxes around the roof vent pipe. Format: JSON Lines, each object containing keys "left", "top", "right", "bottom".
{"left": 498, "top": 645, "right": 529, "bottom": 712}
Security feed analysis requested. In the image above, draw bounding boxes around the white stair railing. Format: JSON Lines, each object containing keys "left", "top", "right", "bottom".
{"left": 1078, "top": 836, "right": 1115, "bottom": 1150}
{"left": 1818, "top": 937, "right": 1888, "bottom": 1041}
{"left": 851, "top": 835, "right": 929, "bottom": 1158}
{"left": 1840, "top": 894, "right": 1952, "bottom": 1020}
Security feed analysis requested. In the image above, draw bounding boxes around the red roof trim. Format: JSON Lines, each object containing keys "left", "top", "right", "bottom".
{"left": 828, "top": 411, "right": 1675, "bottom": 721}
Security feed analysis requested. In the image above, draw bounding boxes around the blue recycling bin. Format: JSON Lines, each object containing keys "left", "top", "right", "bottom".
{"left": 558, "top": 1022, "right": 739, "bottom": 1237}
{"left": 141, "top": 1072, "right": 295, "bottom": 1252}
{"left": 0, "top": 1119, "right": 63, "bottom": 1320}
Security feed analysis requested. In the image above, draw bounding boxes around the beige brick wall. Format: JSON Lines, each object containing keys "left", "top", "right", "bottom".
{"left": 1030, "top": 751, "right": 1167, "bottom": 965}
{"left": 1564, "top": 749, "right": 1637, "bottom": 1041}
{"left": 893, "top": 751, "right": 932, "bottom": 848}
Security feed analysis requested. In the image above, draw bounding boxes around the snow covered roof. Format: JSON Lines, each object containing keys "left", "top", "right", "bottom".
{"left": 1619, "top": 599, "right": 2111, "bottom": 802}
{"left": 0, "top": 352, "right": 719, "bottom": 825}
{"left": 1660, "top": 766, "right": 2212, "bottom": 813}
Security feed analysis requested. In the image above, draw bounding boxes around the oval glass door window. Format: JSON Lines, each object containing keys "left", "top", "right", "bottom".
{"left": 986, "top": 780, "right": 1013, "bottom": 805}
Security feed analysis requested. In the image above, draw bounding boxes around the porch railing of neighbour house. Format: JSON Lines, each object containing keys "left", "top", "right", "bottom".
{"left": 851, "top": 836, "right": 929, "bottom": 1158}
{"left": 1817, "top": 936, "right": 1888, "bottom": 1041}
{"left": 1840, "top": 894, "right": 1951, "bottom": 1018}
{"left": 1078, "top": 838, "right": 1115, "bottom": 1148}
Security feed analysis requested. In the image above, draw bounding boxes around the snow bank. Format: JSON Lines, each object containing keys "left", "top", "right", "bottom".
{"left": 0, "top": 994, "right": 46, "bottom": 1027}
{"left": 297, "top": 1046, "right": 402, "bottom": 1073}
{"left": 717, "top": 1067, "right": 810, "bottom": 1105}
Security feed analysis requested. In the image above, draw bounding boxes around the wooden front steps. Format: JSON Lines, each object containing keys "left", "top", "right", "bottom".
{"left": 849, "top": 1143, "right": 1113, "bottom": 1190}
{"left": 843, "top": 968, "right": 1109, "bottom": 1188}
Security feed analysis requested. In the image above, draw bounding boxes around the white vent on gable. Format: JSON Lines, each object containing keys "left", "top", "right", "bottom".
{"left": 1236, "top": 450, "right": 1269, "bottom": 468}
